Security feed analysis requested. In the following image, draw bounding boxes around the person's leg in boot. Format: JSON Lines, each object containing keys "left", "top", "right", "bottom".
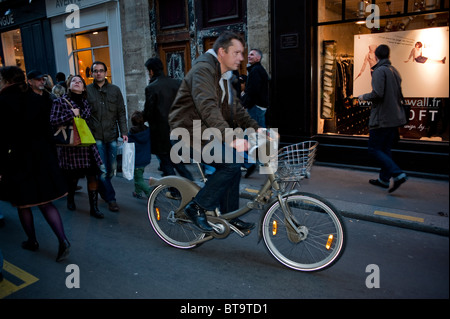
{"left": 67, "top": 177, "right": 78, "bottom": 211}
{"left": 17, "top": 208, "right": 39, "bottom": 251}
{"left": 39, "top": 203, "right": 71, "bottom": 262}
{"left": 87, "top": 175, "right": 104, "bottom": 219}
{"left": 133, "top": 167, "right": 150, "bottom": 199}
{"left": 64, "top": 170, "right": 77, "bottom": 210}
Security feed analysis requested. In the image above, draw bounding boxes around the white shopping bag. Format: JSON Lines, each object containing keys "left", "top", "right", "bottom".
{"left": 122, "top": 142, "right": 135, "bottom": 180}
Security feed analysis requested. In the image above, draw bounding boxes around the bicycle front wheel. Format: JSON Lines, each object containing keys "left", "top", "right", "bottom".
{"left": 148, "top": 184, "right": 205, "bottom": 249}
{"left": 262, "top": 192, "right": 346, "bottom": 272}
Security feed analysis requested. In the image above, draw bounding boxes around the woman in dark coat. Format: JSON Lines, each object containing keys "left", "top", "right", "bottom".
{"left": 0, "top": 66, "right": 70, "bottom": 262}
{"left": 50, "top": 75, "right": 104, "bottom": 219}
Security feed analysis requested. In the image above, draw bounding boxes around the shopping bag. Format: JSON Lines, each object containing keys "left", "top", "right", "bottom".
{"left": 73, "top": 116, "right": 96, "bottom": 146}
{"left": 122, "top": 142, "right": 135, "bottom": 180}
{"left": 53, "top": 119, "right": 80, "bottom": 146}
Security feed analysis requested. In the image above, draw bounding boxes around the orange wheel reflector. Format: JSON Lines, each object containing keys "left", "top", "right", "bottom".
{"left": 326, "top": 234, "right": 334, "bottom": 250}
{"left": 156, "top": 208, "right": 161, "bottom": 221}
{"left": 272, "top": 220, "right": 278, "bottom": 236}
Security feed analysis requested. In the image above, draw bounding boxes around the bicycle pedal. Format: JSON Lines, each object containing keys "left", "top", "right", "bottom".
{"left": 229, "top": 224, "right": 251, "bottom": 237}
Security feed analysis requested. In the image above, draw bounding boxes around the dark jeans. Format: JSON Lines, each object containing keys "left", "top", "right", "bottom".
{"left": 368, "top": 127, "right": 403, "bottom": 183}
{"left": 96, "top": 140, "right": 117, "bottom": 202}
{"left": 194, "top": 144, "right": 243, "bottom": 214}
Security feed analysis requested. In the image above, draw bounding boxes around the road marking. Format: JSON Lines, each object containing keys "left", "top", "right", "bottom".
{"left": 0, "top": 260, "right": 39, "bottom": 298}
{"left": 374, "top": 210, "right": 424, "bottom": 223}
{"left": 245, "top": 188, "right": 259, "bottom": 194}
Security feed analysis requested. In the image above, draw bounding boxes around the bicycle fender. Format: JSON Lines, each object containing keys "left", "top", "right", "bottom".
{"left": 257, "top": 190, "right": 303, "bottom": 243}
{"left": 149, "top": 176, "right": 201, "bottom": 208}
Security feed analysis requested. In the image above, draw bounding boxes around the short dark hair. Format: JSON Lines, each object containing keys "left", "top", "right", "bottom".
{"left": 131, "top": 110, "right": 145, "bottom": 126}
{"left": 212, "top": 31, "right": 245, "bottom": 53}
{"left": 91, "top": 61, "right": 107, "bottom": 72}
{"left": 0, "top": 66, "right": 28, "bottom": 92}
{"left": 375, "top": 44, "right": 390, "bottom": 60}
{"left": 55, "top": 72, "right": 66, "bottom": 82}
{"left": 0, "top": 66, "right": 25, "bottom": 84}
{"left": 144, "top": 57, "right": 164, "bottom": 77}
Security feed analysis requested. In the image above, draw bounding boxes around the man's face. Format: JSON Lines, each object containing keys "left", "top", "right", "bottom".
{"left": 248, "top": 50, "right": 261, "bottom": 65}
{"left": 92, "top": 64, "right": 107, "bottom": 82}
{"left": 218, "top": 39, "right": 244, "bottom": 73}
{"left": 28, "top": 77, "right": 46, "bottom": 93}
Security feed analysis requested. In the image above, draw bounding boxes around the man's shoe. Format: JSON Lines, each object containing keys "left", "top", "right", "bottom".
{"left": 184, "top": 201, "right": 214, "bottom": 232}
{"left": 389, "top": 174, "right": 407, "bottom": 193}
{"left": 108, "top": 201, "right": 119, "bottom": 212}
{"left": 369, "top": 179, "right": 389, "bottom": 189}
{"left": 230, "top": 218, "right": 255, "bottom": 231}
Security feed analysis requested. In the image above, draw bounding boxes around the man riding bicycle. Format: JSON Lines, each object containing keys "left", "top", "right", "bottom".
{"left": 169, "top": 31, "right": 261, "bottom": 232}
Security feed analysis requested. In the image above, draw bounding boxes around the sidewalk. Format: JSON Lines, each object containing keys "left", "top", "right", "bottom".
{"left": 141, "top": 156, "right": 449, "bottom": 236}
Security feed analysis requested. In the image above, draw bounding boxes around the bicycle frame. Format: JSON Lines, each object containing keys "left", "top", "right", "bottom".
{"left": 148, "top": 162, "right": 301, "bottom": 240}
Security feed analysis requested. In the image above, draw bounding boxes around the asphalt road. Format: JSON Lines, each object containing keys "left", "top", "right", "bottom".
{"left": 0, "top": 192, "right": 448, "bottom": 302}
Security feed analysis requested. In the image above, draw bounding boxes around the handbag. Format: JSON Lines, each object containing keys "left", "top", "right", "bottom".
{"left": 73, "top": 116, "right": 96, "bottom": 146}
{"left": 53, "top": 119, "right": 81, "bottom": 146}
{"left": 53, "top": 98, "right": 95, "bottom": 146}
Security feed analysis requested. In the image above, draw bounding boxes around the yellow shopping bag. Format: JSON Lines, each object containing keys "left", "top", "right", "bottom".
{"left": 73, "top": 117, "right": 96, "bottom": 146}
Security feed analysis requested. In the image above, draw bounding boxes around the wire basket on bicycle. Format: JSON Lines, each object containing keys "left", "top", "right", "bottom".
{"left": 275, "top": 141, "right": 318, "bottom": 182}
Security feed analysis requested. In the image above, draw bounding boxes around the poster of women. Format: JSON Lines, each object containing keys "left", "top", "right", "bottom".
{"left": 353, "top": 26, "right": 449, "bottom": 98}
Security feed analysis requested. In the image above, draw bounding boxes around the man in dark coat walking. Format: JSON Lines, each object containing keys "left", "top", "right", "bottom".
{"left": 143, "top": 57, "right": 193, "bottom": 181}
{"left": 241, "top": 49, "right": 269, "bottom": 127}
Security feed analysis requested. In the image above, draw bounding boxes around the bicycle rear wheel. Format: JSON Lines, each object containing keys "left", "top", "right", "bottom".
{"left": 147, "top": 184, "right": 205, "bottom": 249}
{"left": 262, "top": 192, "right": 345, "bottom": 271}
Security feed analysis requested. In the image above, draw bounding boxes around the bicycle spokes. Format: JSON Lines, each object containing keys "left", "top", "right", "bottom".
{"left": 148, "top": 185, "right": 208, "bottom": 249}
{"left": 262, "top": 193, "right": 345, "bottom": 271}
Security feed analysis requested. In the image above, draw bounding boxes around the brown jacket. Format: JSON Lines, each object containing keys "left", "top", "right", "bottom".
{"left": 169, "top": 52, "right": 259, "bottom": 146}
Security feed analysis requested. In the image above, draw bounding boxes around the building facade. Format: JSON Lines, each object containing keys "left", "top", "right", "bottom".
{"left": 1, "top": 0, "right": 448, "bottom": 177}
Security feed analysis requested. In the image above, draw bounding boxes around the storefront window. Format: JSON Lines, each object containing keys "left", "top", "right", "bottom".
{"left": 69, "top": 29, "right": 111, "bottom": 85}
{"left": 1, "top": 29, "right": 25, "bottom": 71}
{"left": 317, "top": 1, "right": 449, "bottom": 142}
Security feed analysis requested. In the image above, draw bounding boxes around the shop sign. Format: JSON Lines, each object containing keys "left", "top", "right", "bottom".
{"left": 0, "top": 0, "right": 46, "bottom": 30}
{"left": 280, "top": 33, "right": 298, "bottom": 49}
{"left": 0, "top": 13, "right": 14, "bottom": 27}
{"left": 45, "top": 0, "right": 115, "bottom": 18}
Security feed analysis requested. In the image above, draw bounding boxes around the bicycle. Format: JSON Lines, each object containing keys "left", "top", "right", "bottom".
{"left": 147, "top": 138, "right": 346, "bottom": 272}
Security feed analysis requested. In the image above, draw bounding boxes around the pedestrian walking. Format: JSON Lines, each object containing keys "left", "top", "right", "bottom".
{"left": 0, "top": 66, "right": 70, "bottom": 261}
{"left": 50, "top": 75, "right": 104, "bottom": 218}
{"left": 143, "top": 57, "right": 193, "bottom": 183}
{"left": 241, "top": 48, "right": 269, "bottom": 128}
{"left": 128, "top": 111, "right": 151, "bottom": 199}
{"left": 87, "top": 61, "right": 128, "bottom": 212}
{"left": 358, "top": 44, "right": 408, "bottom": 193}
